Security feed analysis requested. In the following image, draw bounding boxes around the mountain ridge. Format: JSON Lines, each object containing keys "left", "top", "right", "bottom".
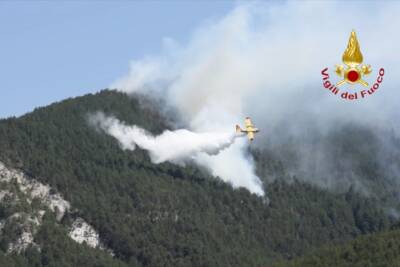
{"left": 0, "top": 89, "right": 396, "bottom": 266}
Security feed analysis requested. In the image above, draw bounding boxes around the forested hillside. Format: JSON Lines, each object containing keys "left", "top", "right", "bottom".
{"left": 274, "top": 227, "right": 400, "bottom": 267}
{"left": 0, "top": 90, "right": 397, "bottom": 266}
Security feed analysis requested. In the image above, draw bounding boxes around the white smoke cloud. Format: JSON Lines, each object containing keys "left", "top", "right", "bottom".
{"left": 89, "top": 112, "right": 265, "bottom": 195}
{"left": 109, "top": 2, "right": 400, "bottom": 195}
{"left": 89, "top": 111, "right": 239, "bottom": 163}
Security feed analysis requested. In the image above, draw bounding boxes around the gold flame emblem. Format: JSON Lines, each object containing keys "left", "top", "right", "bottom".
{"left": 335, "top": 30, "right": 372, "bottom": 87}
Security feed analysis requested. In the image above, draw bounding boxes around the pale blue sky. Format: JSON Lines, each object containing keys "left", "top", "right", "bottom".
{"left": 0, "top": 1, "right": 234, "bottom": 118}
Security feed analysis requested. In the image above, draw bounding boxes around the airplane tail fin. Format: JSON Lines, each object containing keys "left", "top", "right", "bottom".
{"left": 236, "top": 125, "right": 243, "bottom": 133}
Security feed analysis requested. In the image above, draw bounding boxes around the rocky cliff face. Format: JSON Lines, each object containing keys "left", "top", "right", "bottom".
{"left": 0, "top": 161, "right": 106, "bottom": 253}
{"left": 69, "top": 218, "right": 101, "bottom": 248}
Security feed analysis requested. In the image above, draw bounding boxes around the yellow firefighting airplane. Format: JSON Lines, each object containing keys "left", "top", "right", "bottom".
{"left": 236, "top": 117, "right": 259, "bottom": 141}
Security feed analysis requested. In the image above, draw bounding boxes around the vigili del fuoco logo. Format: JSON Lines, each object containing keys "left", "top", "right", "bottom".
{"left": 321, "top": 30, "right": 384, "bottom": 100}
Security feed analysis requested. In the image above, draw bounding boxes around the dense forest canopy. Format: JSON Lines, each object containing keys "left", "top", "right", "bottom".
{"left": 0, "top": 90, "right": 398, "bottom": 266}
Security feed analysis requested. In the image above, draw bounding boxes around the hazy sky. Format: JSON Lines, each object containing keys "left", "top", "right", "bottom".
{"left": 0, "top": 1, "right": 234, "bottom": 118}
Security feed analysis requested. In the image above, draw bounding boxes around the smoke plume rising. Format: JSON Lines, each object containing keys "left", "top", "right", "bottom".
{"left": 107, "top": 2, "right": 400, "bottom": 196}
